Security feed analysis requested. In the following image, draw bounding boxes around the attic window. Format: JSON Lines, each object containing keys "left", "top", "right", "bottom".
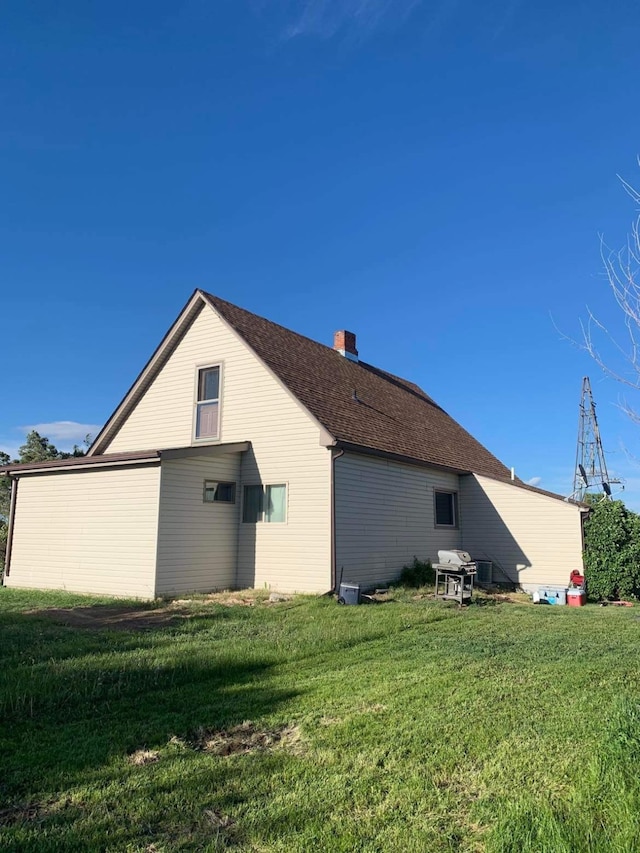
{"left": 195, "top": 366, "right": 220, "bottom": 440}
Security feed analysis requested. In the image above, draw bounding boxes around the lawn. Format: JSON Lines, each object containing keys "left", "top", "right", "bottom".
{"left": 1, "top": 587, "right": 640, "bottom": 852}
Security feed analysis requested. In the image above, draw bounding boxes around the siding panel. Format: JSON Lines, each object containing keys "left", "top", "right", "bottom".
{"left": 459, "top": 474, "right": 584, "bottom": 589}
{"left": 335, "top": 452, "right": 461, "bottom": 587}
{"left": 156, "top": 454, "right": 240, "bottom": 594}
{"left": 105, "top": 306, "right": 331, "bottom": 593}
{"left": 6, "top": 466, "right": 160, "bottom": 598}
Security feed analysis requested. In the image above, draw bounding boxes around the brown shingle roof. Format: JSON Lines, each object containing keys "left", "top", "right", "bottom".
{"left": 201, "top": 291, "right": 512, "bottom": 480}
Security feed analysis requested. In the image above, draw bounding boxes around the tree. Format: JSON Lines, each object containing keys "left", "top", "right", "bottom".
{"left": 581, "top": 172, "right": 640, "bottom": 421}
{"left": 0, "top": 432, "right": 86, "bottom": 575}
{"left": 17, "top": 431, "right": 62, "bottom": 464}
{"left": 0, "top": 451, "right": 10, "bottom": 575}
{"left": 583, "top": 494, "right": 640, "bottom": 601}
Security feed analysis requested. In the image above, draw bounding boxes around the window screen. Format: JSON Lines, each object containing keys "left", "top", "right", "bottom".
{"left": 203, "top": 481, "right": 236, "bottom": 503}
{"left": 243, "top": 484, "right": 287, "bottom": 523}
{"left": 435, "top": 491, "right": 458, "bottom": 527}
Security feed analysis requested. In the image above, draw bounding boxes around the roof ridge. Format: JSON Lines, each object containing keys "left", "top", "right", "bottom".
{"left": 200, "top": 289, "right": 512, "bottom": 480}
{"left": 203, "top": 291, "right": 444, "bottom": 409}
{"left": 201, "top": 290, "right": 346, "bottom": 358}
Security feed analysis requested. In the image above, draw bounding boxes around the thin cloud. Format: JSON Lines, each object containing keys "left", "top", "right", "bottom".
{"left": 280, "top": 0, "right": 524, "bottom": 42}
{"left": 491, "top": 0, "right": 523, "bottom": 42}
{"left": 526, "top": 476, "right": 542, "bottom": 487}
{"left": 282, "top": 0, "right": 425, "bottom": 40}
{"left": 0, "top": 443, "right": 21, "bottom": 462}
{"left": 23, "top": 421, "right": 102, "bottom": 444}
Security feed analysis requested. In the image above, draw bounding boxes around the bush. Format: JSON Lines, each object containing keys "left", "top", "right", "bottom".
{"left": 583, "top": 496, "right": 640, "bottom": 601}
{"left": 397, "top": 557, "right": 434, "bottom": 588}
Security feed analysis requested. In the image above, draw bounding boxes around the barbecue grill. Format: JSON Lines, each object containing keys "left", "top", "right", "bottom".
{"left": 434, "top": 550, "right": 476, "bottom": 605}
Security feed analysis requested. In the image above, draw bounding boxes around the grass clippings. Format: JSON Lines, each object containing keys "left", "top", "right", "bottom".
{"left": 25, "top": 604, "right": 185, "bottom": 631}
{"left": 191, "top": 721, "right": 302, "bottom": 756}
{"left": 129, "top": 749, "right": 160, "bottom": 766}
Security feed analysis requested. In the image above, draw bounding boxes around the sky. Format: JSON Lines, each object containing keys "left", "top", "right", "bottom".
{"left": 3, "top": 0, "right": 640, "bottom": 506}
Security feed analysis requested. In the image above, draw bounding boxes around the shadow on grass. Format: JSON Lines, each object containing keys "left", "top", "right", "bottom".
{"left": 0, "top": 609, "right": 299, "bottom": 810}
{"left": 1, "top": 748, "right": 306, "bottom": 852}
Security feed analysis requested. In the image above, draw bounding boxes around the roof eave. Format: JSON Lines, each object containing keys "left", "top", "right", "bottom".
{"left": 335, "top": 441, "right": 473, "bottom": 476}
{"left": 0, "top": 451, "right": 162, "bottom": 476}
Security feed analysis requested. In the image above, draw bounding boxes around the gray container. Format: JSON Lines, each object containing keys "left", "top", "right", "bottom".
{"left": 338, "top": 582, "right": 360, "bottom": 605}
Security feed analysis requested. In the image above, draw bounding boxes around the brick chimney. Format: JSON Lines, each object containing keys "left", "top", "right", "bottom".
{"left": 334, "top": 330, "right": 358, "bottom": 362}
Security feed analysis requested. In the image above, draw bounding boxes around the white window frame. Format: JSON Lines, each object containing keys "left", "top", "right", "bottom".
{"left": 203, "top": 480, "right": 236, "bottom": 504}
{"left": 242, "top": 483, "right": 288, "bottom": 524}
{"left": 434, "top": 489, "right": 459, "bottom": 529}
{"left": 193, "top": 362, "right": 223, "bottom": 442}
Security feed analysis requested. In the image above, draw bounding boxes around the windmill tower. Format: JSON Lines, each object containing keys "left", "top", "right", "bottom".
{"left": 572, "top": 377, "right": 619, "bottom": 501}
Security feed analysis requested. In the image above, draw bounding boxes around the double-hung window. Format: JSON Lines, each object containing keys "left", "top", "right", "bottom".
{"left": 434, "top": 490, "right": 458, "bottom": 528}
{"left": 195, "top": 366, "right": 220, "bottom": 440}
{"left": 242, "top": 484, "right": 287, "bottom": 523}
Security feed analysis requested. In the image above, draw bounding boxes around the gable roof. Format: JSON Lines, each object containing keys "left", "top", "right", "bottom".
{"left": 87, "top": 289, "right": 574, "bottom": 496}
{"left": 200, "top": 291, "right": 512, "bottom": 481}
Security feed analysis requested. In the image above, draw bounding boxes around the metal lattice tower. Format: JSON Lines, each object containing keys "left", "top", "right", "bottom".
{"left": 572, "top": 377, "right": 616, "bottom": 501}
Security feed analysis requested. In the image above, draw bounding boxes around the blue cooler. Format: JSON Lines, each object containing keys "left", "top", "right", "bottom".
{"left": 538, "top": 587, "right": 567, "bottom": 605}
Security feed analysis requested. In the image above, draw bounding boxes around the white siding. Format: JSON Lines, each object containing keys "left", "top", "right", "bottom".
{"left": 6, "top": 466, "right": 160, "bottom": 599}
{"left": 335, "top": 452, "right": 461, "bottom": 587}
{"left": 105, "top": 305, "right": 332, "bottom": 593}
{"left": 459, "top": 474, "right": 584, "bottom": 590}
{"left": 156, "top": 453, "right": 240, "bottom": 595}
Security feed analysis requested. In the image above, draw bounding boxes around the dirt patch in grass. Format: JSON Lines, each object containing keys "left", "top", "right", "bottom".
{"left": 186, "top": 589, "right": 292, "bottom": 607}
{"left": 204, "top": 808, "right": 235, "bottom": 830}
{"left": 190, "top": 721, "right": 302, "bottom": 756}
{"left": 26, "top": 605, "right": 186, "bottom": 631}
{"left": 129, "top": 748, "right": 160, "bottom": 766}
{"left": 26, "top": 590, "right": 296, "bottom": 630}
{"left": 0, "top": 796, "right": 74, "bottom": 827}
{"left": 0, "top": 802, "right": 45, "bottom": 826}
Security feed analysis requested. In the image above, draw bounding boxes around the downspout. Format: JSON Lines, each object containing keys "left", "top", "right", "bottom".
{"left": 330, "top": 447, "right": 345, "bottom": 594}
{"left": 3, "top": 475, "right": 18, "bottom": 581}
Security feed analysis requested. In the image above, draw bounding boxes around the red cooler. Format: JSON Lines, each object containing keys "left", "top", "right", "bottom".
{"left": 567, "top": 588, "right": 586, "bottom": 607}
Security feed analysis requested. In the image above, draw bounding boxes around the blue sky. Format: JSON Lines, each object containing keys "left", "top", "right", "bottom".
{"left": 3, "top": 0, "right": 640, "bottom": 505}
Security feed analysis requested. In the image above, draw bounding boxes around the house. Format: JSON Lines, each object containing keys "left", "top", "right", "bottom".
{"left": 1, "top": 290, "right": 586, "bottom": 599}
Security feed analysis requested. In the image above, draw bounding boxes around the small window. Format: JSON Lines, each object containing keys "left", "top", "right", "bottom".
{"left": 242, "top": 484, "right": 287, "bottom": 523}
{"left": 203, "top": 480, "right": 236, "bottom": 503}
{"left": 435, "top": 490, "right": 458, "bottom": 527}
{"left": 195, "top": 366, "right": 220, "bottom": 440}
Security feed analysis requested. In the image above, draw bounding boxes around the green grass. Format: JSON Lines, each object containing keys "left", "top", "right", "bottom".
{"left": 1, "top": 587, "right": 640, "bottom": 851}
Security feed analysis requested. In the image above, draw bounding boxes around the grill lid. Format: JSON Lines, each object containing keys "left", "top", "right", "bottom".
{"left": 437, "top": 549, "right": 473, "bottom": 567}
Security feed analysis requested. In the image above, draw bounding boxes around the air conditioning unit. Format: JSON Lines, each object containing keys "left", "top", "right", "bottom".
{"left": 475, "top": 561, "right": 493, "bottom": 585}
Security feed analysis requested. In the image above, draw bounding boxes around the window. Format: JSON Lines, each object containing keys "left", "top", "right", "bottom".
{"left": 203, "top": 481, "right": 236, "bottom": 503}
{"left": 242, "top": 484, "right": 287, "bottom": 523}
{"left": 195, "top": 366, "right": 220, "bottom": 440}
{"left": 434, "top": 490, "right": 458, "bottom": 527}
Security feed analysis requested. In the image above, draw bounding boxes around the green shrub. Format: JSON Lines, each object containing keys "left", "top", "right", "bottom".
{"left": 397, "top": 557, "right": 434, "bottom": 588}
{"left": 583, "top": 496, "right": 640, "bottom": 601}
